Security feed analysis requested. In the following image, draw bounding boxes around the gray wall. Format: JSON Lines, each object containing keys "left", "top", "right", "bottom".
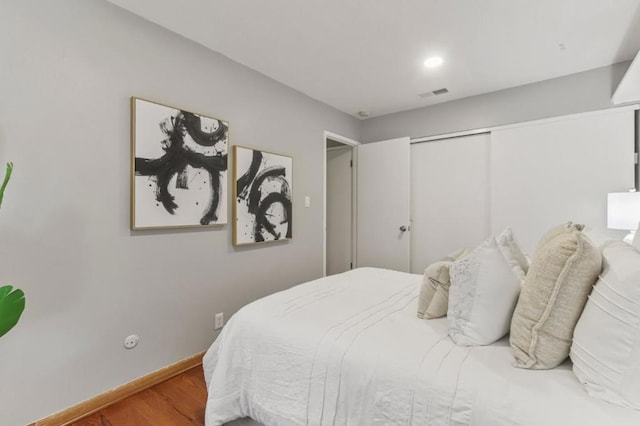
{"left": 361, "top": 62, "right": 631, "bottom": 142}
{"left": 0, "top": 1, "right": 360, "bottom": 424}
{"left": 0, "top": 1, "right": 633, "bottom": 424}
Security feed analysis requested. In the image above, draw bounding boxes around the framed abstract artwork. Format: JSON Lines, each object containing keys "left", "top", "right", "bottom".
{"left": 131, "top": 97, "right": 228, "bottom": 229}
{"left": 233, "top": 146, "right": 293, "bottom": 245}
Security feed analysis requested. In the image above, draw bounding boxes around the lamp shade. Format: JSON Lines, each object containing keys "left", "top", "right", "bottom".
{"left": 607, "top": 192, "right": 640, "bottom": 230}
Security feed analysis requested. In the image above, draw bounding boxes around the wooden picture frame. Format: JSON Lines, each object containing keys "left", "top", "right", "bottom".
{"left": 233, "top": 145, "right": 293, "bottom": 245}
{"left": 131, "top": 97, "right": 229, "bottom": 230}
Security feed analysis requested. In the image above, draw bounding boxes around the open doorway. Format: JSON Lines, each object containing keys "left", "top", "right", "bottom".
{"left": 324, "top": 131, "right": 359, "bottom": 276}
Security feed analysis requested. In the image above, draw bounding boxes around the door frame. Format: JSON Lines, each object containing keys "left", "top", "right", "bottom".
{"left": 323, "top": 130, "right": 360, "bottom": 276}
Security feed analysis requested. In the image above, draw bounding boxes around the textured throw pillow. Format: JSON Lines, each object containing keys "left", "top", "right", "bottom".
{"left": 571, "top": 241, "right": 640, "bottom": 408}
{"left": 534, "top": 221, "right": 584, "bottom": 255}
{"left": 510, "top": 225, "right": 601, "bottom": 369}
{"left": 448, "top": 228, "right": 528, "bottom": 346}
{"left": 417, "top": 248, "right": 467, "bottom": 319}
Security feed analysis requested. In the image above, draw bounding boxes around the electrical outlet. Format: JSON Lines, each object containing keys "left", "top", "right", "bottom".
{"left": 214, "top": 312, "right": 224, "bottom": 330}
{"left": 124, "top": 334, "right": 139, "bottom": 349}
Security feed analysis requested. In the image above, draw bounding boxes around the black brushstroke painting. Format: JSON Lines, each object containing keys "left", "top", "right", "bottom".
{"left": 133, "top": 98, "right": 228, "bottom": 228}
{"left": 235, "top": 147, "right": 292, "bottom": 244}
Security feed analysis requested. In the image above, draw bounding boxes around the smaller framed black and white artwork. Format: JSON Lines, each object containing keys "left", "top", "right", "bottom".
{"left": 233, "top": 146, "right": 293, "bottom": 245}
{"left": 131, "top": 97, "right": 228, "bottom": 230}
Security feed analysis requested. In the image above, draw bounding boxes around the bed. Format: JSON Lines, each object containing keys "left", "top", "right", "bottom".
{"left": 203, "top": 267, "right": 640, "bottom": 425}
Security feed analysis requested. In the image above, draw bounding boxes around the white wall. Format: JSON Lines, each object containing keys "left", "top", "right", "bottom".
{"left": 0, "top": 1, "right": 360, "bottom": 424}
{"left": 361, "top": 62, "right": 631, "bottom": 142}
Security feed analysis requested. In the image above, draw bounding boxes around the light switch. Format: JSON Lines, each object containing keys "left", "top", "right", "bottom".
{"left": 304, "top": 196, "right": 311, "bottom": 208}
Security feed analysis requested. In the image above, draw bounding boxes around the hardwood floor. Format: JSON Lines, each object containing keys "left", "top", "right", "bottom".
{"left": 72, "top": 365, "right": 207, "bottom": 426}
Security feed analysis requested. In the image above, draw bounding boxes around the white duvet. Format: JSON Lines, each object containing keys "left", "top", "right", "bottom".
{"left": 203, "top": 268, "right": 640, "bottom": 425}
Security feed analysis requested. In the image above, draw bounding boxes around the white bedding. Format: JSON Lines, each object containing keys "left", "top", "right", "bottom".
{"left": 203, "top": 267, "right": 640, "bottom": 425}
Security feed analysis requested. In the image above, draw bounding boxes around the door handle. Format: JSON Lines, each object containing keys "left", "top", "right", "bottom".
{"left": 399, "top": 226, "right": 409, "bottom": 232}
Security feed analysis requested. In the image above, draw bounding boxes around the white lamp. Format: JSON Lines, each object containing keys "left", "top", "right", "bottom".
{"left": 607, "top": 191, "right": 640, "bottom": 244}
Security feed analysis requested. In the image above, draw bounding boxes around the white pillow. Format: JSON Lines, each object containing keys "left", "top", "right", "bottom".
{"left": 633, "top": 221, "right": 640, "bottom": 251}
{"left": 583, "top": 226, "right": 610, "bottom": 250}
{"left": 448, "top": 228, "right": 528, "bottom": 346}
{"left": 571, "top": 241, "right": 640, "bottom": 408}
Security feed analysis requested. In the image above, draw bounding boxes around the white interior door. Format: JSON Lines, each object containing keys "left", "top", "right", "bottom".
{"left": 326, "top": 147, "right": 353, "bottom": 275}
{"left": 356, "top": 137, "right": 411, "bottom": 272}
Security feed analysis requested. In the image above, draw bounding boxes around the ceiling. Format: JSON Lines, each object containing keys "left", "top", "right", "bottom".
{"left": 107, "top": 0, "right": 640, "bottom": 118}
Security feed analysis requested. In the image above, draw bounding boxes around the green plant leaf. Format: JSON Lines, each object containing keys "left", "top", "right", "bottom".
{"left": 0, "top": 162, "right": 13, "bottom": 208}
{"left": 0, "top": 285, "right": 25, "bottom": 338}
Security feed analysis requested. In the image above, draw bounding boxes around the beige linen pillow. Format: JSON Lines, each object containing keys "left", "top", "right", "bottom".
{"left": 510, "top": 224, "right": 601, "bottom": 369}
{"left": 417, "top": 248, "right": 467, "bottom": 319}
{"left": 534, "top": 221, "right": 584, "bottom": 254}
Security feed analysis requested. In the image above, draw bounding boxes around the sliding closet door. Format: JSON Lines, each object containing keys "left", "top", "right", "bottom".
{"left": 491, "top": 109, "right": 635, "bottom": 252}
{"left": 410, "top": 133, "right": 491, "bottom": 273}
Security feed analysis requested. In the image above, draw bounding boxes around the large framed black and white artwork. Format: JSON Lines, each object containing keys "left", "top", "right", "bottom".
{"left": 233, "top": 146, "right": 292, "bottom": 245}
{"left": 131, "top": 97, "right": 228, "bottom": 230}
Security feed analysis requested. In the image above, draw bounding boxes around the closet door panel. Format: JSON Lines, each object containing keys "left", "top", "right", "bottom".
{"left": 491, "top": 109, "right": 635, "bottom": 253}
{"left": 410, "top": 133, "right": 490, "bottom": 273}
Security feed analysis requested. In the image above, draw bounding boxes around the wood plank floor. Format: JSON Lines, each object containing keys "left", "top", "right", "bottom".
{"left": 72, "top": 365, "right": 207, "bottom": 426}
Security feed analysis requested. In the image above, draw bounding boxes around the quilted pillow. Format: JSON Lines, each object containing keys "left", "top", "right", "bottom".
{"left": 448, "top": 228, "right": 529, "bottom": 346}
{"left": 510, "top": 224, "right": 601, "bottom": 369}
{"left": 417, "top": 248, "right": 467, "bottom": 319}
{"left": 571, "top": 241, "right": 640, "bottom": 408}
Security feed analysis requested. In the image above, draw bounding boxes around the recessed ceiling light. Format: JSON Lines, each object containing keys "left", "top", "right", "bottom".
{"left": 423, "top": 56, "right": 444, "bottom": 68}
